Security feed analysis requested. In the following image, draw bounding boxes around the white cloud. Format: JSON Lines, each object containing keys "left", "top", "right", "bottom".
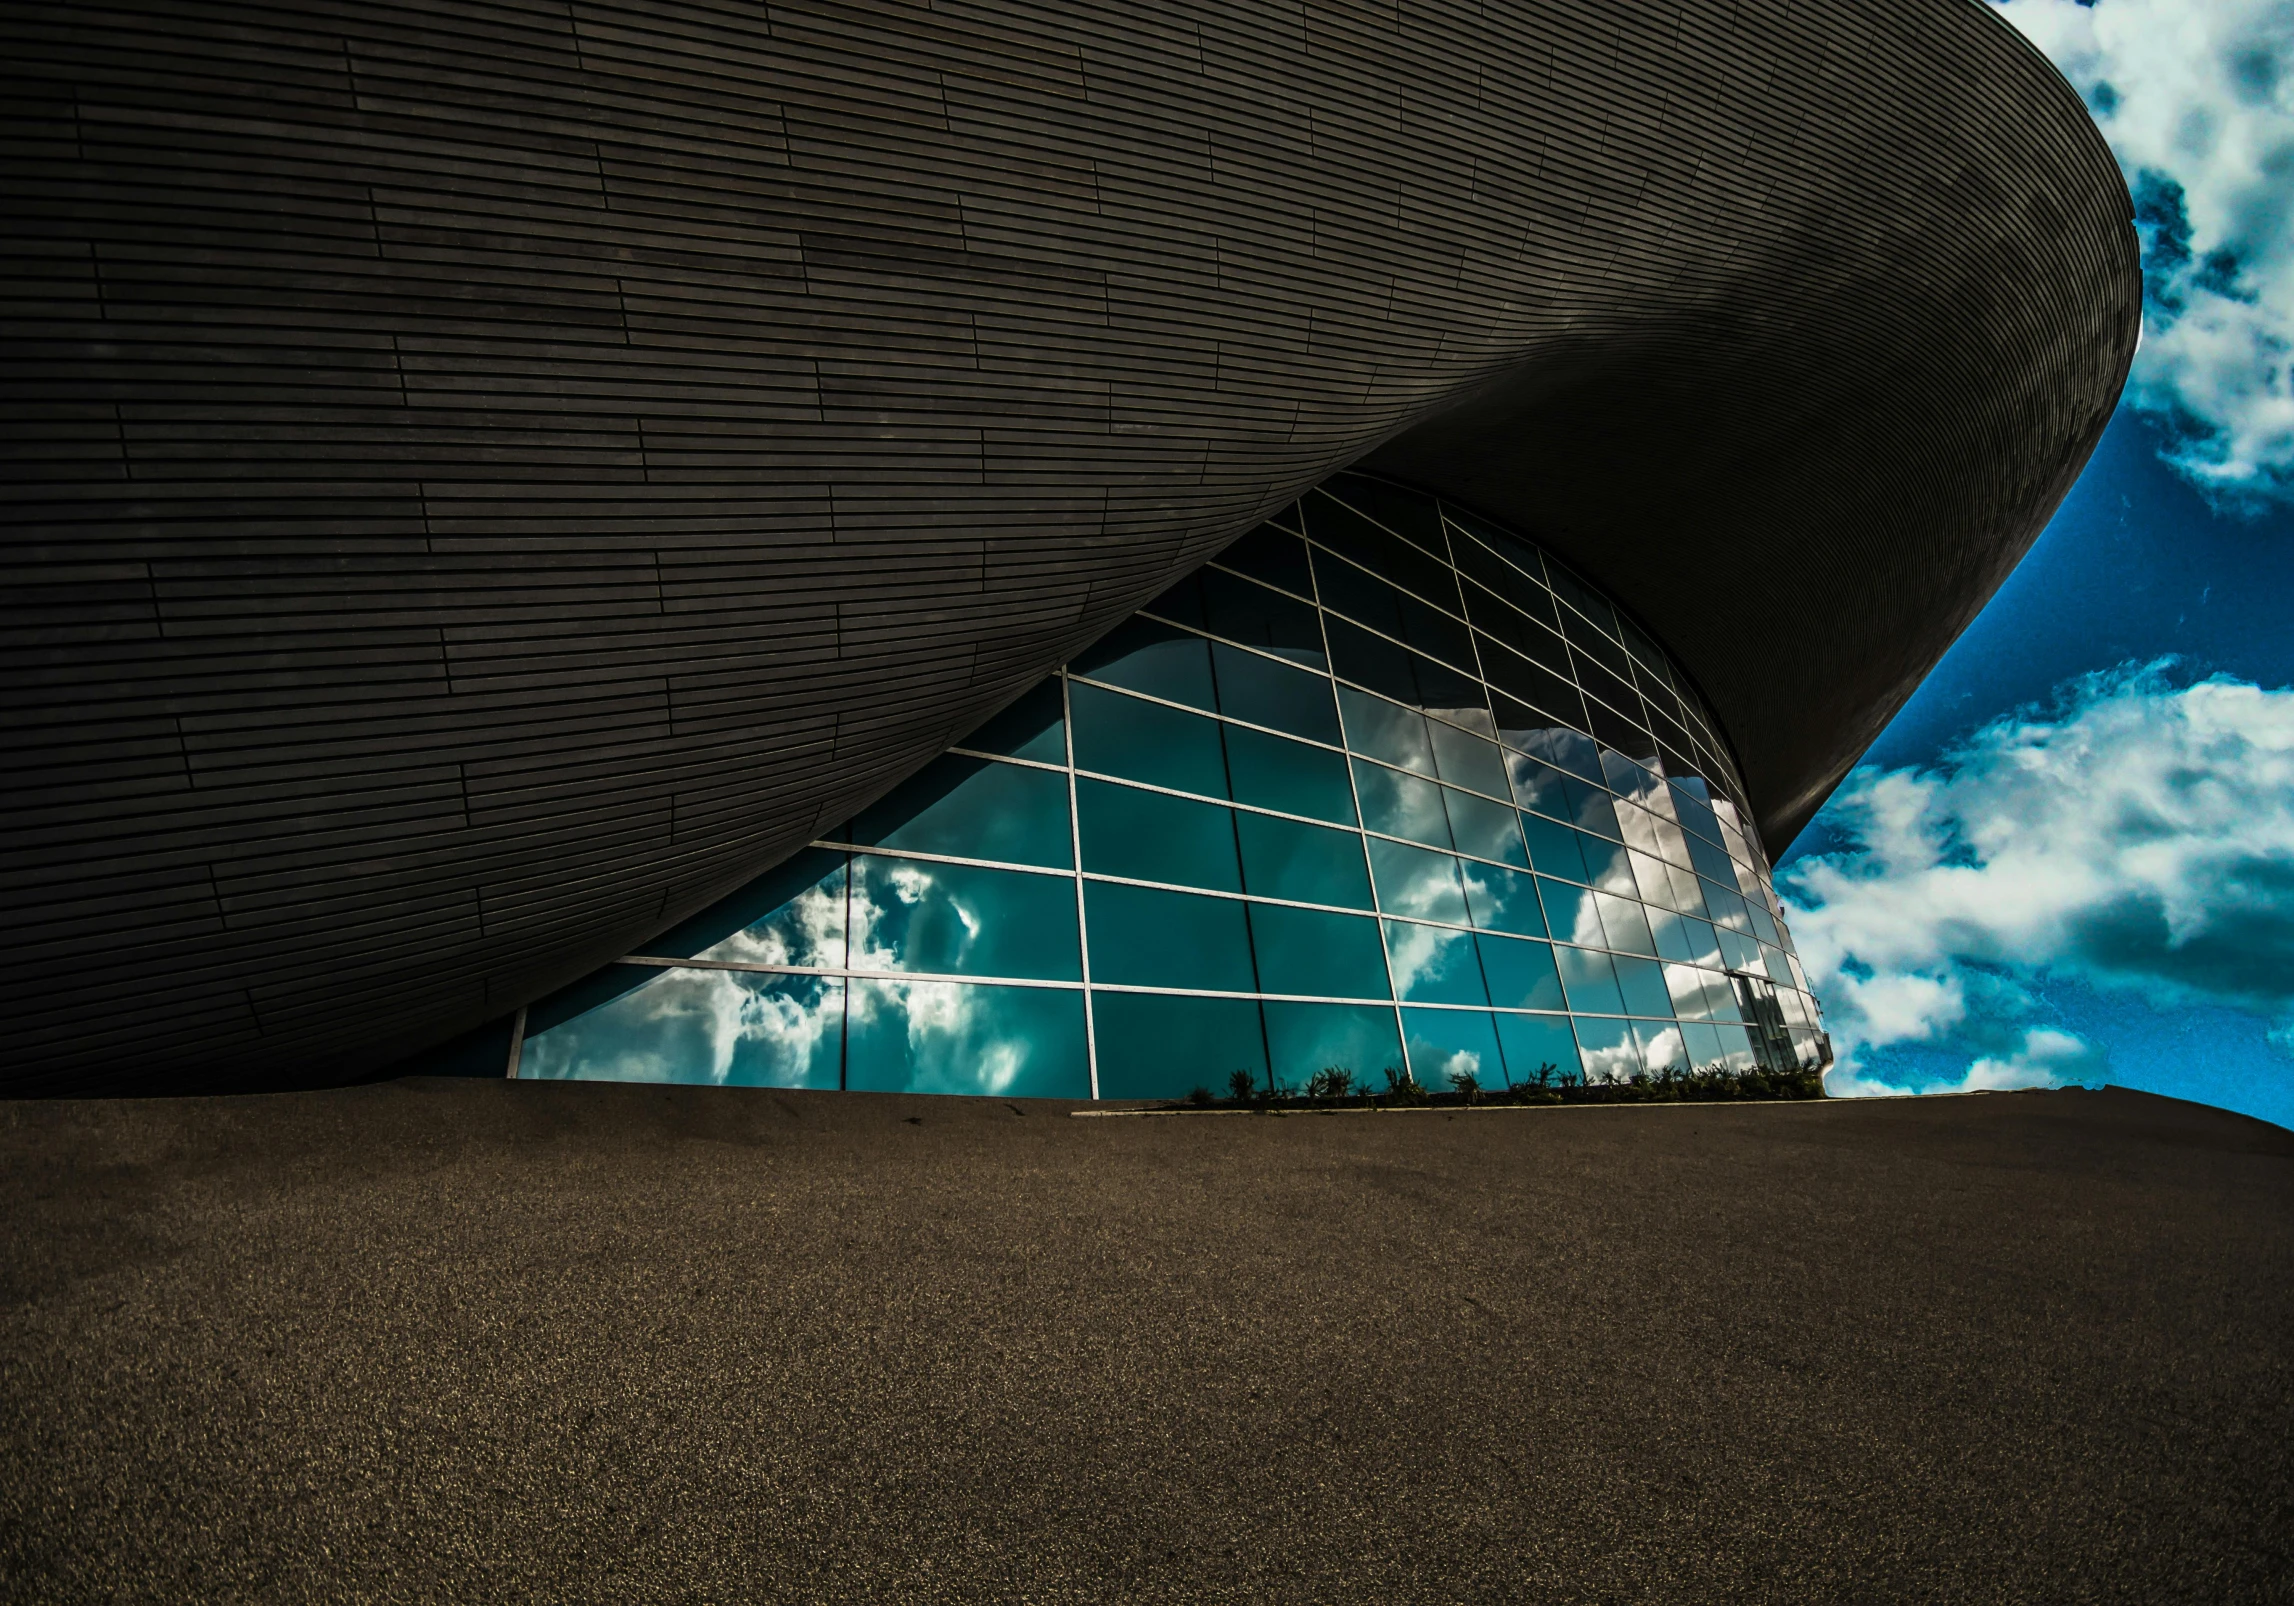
{"left": 1782, "top": 663, "right": 2294, "bottom": 1093}
{"left": 1995, "top": 0, "right": 2294, "bottom": 501}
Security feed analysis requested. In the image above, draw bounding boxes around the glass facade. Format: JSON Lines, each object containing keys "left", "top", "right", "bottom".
{"left": 517, "top": 474, "right": 1829, "bottom": 1099}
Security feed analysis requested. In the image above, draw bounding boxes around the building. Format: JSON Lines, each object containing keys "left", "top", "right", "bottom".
{"left": 0, "top": 0, "right": 2137, "bottom": 1096}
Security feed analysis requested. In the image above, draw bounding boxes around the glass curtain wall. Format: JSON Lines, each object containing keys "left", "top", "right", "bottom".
{"left": 517, "top": 474, "right": 1829, "bottom": 1098}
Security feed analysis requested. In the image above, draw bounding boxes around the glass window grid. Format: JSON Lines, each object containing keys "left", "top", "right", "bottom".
{"left": 531, "top": 478, "right": 1818, "bottom": 1093}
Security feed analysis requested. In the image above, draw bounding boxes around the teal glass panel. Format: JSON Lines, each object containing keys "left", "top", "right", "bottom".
{"left": 1573, "top": 1015, "right": 1642, "bottom": 1084}
{"left": 1748, "top": 900, "right": 1783, "bottom": 949}
{"left": 1567, "top": 777, "right": 1625, "bottom": 840}
{"left": 1647, "top": 906, "right": 1697, "bottom": 964}
{"left": 1476, "top": 933, "right": 1566, "bottom": 1011}
{"left": 1069, "top": 681, "right": 1229, "bottom": 799}
{"left": 1495, "top": 1013, "right": 1580, "bottom": 1089}
{"left": 1384, "top": 919, "right": 1487, "bottom": 1005}
{"left": 1252, "top": 904, "right": 1389, "bottom": 999}
{"left": 1212, "top": 642, "right": 1341, "bottom": 741}
{"left": 1427, "top": 720, "right": 1510, "bottom": 799}
{"left": 955, "top": 677, "right": 1066, "bottom": 764}
{"left": 1075, "top": 779, "right": 1242, "bottom": 892}
{"left": 1635, "top": 1019, "right": 1691, "bottom": 1074}
{"left": 1225, "top": 725, "right": 1356, "bottom": 825}
{"left": 1069, "top": 617, "right": 1215, "bottom": 710}
{"left": 1537, "top": 876, "right": 1606, "bottom": 948}
{"left": 1507, "top": 753, "right": 1574, "bottom": 821}
{"left": 1262, "top": 1000, "right": 1405, "bottom": 1091}
{"left": 850, "top": 854, "right": 1081, "bottom": 981}
{"left": 1593, "top": 891, "right": 1657, "bottom": 956}
{"left": 1519, "top": 812, "right": 1587, "bottom": 881}
{"left": 522, "top": 967, "right": 843, "bottom": 1090}
{"left": 1235, "top": 811, "right": 1372, "bottom": 908}
{"left": 1083, "top": 881, "right": 1256, "bottom": 992}
{"left": 1092, "top": 991, "right": 1267, "bottom": 1101}
{"left": 846, "top": 978, "right": 1089, "bottom": 1098}
{"left": 643, "top": 846, "right": 847, "bottom": 966}
{"left": 1708, "top": 1021, "right": 1759, "bottom": 1073}
{"left": 1613, "top": 954, "right": 1675, "bottom": 1018}
{"left": 1762, "top": 943, "right": 1796, "bottom": 986}
{"left": 1367, "top": 838, "right": 1469, "bottom": 925}
{"left": 1663, "top": 962, "right": 1712, "bottom": 1019}
{"left": 1554, "top": 944, "right": 1627, "bottom": 1015}
{"left": 1678, "top": 1020, "right": 1727, "bottom": 1071}
{"left": 1680, "top": 915, "right": 1724, "bottom": 968}
{"left": 1717, "top": 925, "right": 1761, "bottom": 971}
{"left": 1669, "top": 862, "right": 1712, "bottom": 919}
{"left": 1706, "top": 880, "right": 1754, "bottom": 933}
{"left": 1402, "top": 1007, "right": 1503, "bottom": 1092}
{"left": 1338, "top": 685, "right": 1435, "bottom": 774}
{"left": 1354, "top": 760, "right": 1451, "bottom": 848}
{"left": 846, "top": 754, "right": 1073, "bottom": 869}
{"left": 1443, "top": 788, "right": 1527, "bottom": 867}
{"left": 1460, "top": 860, "right": 1546, "bottom": 937}
{"left": 1577, "top": 831, "right": 1636, "bottom": 894}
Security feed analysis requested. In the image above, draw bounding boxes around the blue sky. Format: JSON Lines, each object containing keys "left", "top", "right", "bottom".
{"left": 1779, "top": 0, "right": 2294, "bottom": 1129}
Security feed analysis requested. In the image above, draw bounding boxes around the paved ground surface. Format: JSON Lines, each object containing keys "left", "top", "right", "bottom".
{"left": 0, "top": 1082, "right": 2287, "bottom": 1604}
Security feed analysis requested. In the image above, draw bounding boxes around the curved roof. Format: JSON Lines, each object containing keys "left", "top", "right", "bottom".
{"left": 0, "top": 0, "right": 2135, "bottom": 1090}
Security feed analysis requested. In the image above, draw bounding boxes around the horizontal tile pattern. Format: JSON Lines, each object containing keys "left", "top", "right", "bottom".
{"left": 0, "top": 0, "right": 2135, "bottom": 1091}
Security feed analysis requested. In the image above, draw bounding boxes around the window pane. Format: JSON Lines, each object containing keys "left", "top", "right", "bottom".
{"left": 1505, "top": 750, "right": 1574, "bottom": 819}
{"left": 1201, "top": 570, "right": 1326, "bottom": 664}
{"left": 644, "top": 846, "right": 847, "bottom": 967}
{"left": 1212, "top": 642, "right": 1340, "bottom": 741}
{"left": 1338, "top": 685, "right": 1434, "bottom": 774}
{"left": 851, "top": 855, "right": 1081, "bottom": 981}
{"left": 847, "top": 754, "right": 1073, "bottom": 869}
{"left": 1686, "top": 831, "right": 1739, "bottom": 889}
{"left": 1669, "top": 863, "right": 1711, "bottom": 919}
{"left": 1647, "top": 906, "right": 1696, "bottom": 964}
{"left": 1495, "top": 1013, "right": 1580, "bottom": 1089}
{"left": 1678, "top": 1020, "right": 1726, "bottom": 1071}
{"left": 1537, "top": 877, "right": 1606, "bottom": 949}
{"left": 1628, "top": 849, "right": 1676, "bottom": 909}
{"left": 1092, "top": 991, "right": 1266, "bottom": 1101}
{"left": 955, "top": 677, "right": 1066, "bottom": 764}
{"left": 1443, "top": 788, "right": 1527, "bottom": 867}
{"left": 1532, "top": 728, "right": 1605, "bottom": 784}
{"left": 1324, "top": 616, "right": 1422, "bottom": 705}
{"left": 847, "top": 979, "right": 1088, "bottom": 1098}
{"left": 1577, "top": 831, "right": 1636, "bottom": 895}
{"left": 1069, "top": 682, "right": 1229, "bottom": 800}
{"left": 1402, "top": 1007, "right": 1503, "bottom": 1092}
{"left": 1367, "top": 838, "right": 1470, "bottom": 925}
{"left": 1554, "top": 944, "right": 1627, "bottom": 1015}
{"left": 1075, "top": 779, "right": 1241, "bottom": 892}
{"left": 1519, "top": 812, "right": 1587, "bottom": 881}
{"left": 1214, "top": 524, "right": 1313, "bottom": 597}
{"left": 1593, "top": 891, "right": 1657, "bottom": 956}
{"left": 1679, "top": 916, "right": 1723, "bottom": 968}
{"left": 1225, "top": 725, "right": 1356, "bottom": 825}
{"left": 1708, "top": 1021, "right": 1758, "bottom": 1073}
{"left": 1384, "top": 919, "right": 1487, "bottom": 1005}
{"left": 1426, "top": 721, "right": 1505, "bottom": 798}
{"left": 1354, "top": 760, "right": 1452, "bottom": 848}
{"left": 1568, "top": 778, "right": 1624, "bottom": 840}
{"left": 1612, "top": 954, "right": 1675, "bottom": 1018}
{"left": 522, "top": 967, "right": 843, "bottom": 1090}
{"left": 1306, "top": 488, "right": 1459, "bottom": 607}
{"left": 1084, "top": 881, "right": 1255, "bottom": 992}
{"left": 1615, "top": 801, "right": 1663, "bottom": 857}
{"left": 1573, "top": 1015, "right": 1642, "bottom": 1084}
{"left": 1664, "top": 962, "right": 1712, "bottom": 1018}
{"left": 1236, "top": 811, "right": 1373, "bottom": 908}
{"left": 1069, "top": 617, "right": 1215, "bottom": 709}
{"left": 1477, "top": 934, "right": 1566, "bottom": 1011}
{"left": 1327, "top": 473, "right": 1450, "bottom": 561}
{"left": 1636, "top": 1020, "right": 1690, "bottom": 1074}
{"left": 1461, "top": 859, "right": 1547, "bottom": 937}
{"left": 1253, "top": 904, "right": 1390, "bottom": 999}
{"left": 1263, "top": 1000, "right": 1405, "bottom": 1091}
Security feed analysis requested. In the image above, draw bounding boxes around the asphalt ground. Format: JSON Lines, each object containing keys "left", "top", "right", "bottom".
{"left": 1, "top": 1081, "right": 2287, "bottom": 1604}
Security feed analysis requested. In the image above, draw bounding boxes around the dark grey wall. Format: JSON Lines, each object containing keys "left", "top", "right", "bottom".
{"left": 0, "top": 0, "right": 2134, "bottom": 1094}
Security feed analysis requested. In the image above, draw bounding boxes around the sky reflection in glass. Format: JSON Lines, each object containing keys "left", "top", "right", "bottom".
{"left": 526, "top": 475, "right": 1822, "bottom": 1096}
